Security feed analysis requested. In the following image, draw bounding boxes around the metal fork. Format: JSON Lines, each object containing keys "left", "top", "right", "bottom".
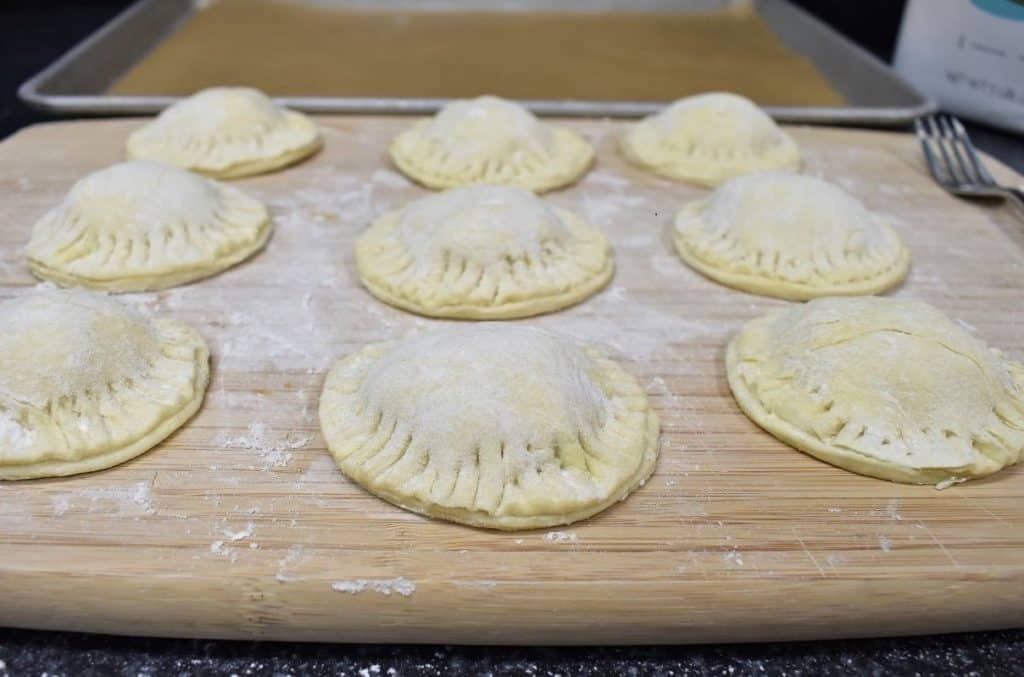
{"left": 914, "top": 113, "right": 1024, "bottom": 217}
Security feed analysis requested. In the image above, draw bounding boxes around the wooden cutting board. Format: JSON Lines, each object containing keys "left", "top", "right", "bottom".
{"left": 0, "top": 118, "right": 1022, "bottom": 644}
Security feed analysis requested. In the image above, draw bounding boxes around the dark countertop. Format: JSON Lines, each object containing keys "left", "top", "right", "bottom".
{"left": 2, "top": 2, "right": 1023, "bottom": 675}
{"left": 1, "top": 628, "right": 1023, "bottom": 676}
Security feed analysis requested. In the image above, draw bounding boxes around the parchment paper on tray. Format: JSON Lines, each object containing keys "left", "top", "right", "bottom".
{"left": 108, "top": 0, "right": 846, "bottom": 106}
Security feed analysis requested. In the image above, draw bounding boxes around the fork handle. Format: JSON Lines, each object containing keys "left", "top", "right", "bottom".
{"left": 1005, "top": 187, "right": 1024, "bottom": 220}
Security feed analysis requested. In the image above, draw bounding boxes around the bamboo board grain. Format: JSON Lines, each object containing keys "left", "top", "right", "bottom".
{"left": 0, "top": 118, "right": 1022, "bottom": 645}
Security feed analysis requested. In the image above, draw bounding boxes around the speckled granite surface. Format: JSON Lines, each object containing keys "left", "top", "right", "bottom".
{"left": 0, "top": 628, "right": 1022, "bottom": 676}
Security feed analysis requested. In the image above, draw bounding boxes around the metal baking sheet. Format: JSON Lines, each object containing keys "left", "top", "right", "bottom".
{"left": 18, "top": 0, "right": 935, "bottom": 125}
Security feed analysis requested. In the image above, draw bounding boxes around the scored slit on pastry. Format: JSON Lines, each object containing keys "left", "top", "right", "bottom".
{"left": 125, "top": 87, "right": 322, "bottom": 179}
{"left": 389, "top": 96, "right": 594, "bottom": 192}
{"left": 318, "top": 325, "right": 660, "bottom": 530}
{"left": 727, "top": 296, "right": 1024, "bottom": 486}
{"left": 356, "top": 184, "right": 613, "bottom": 319}
{"left": 673, "top": 171, "right": 910, "bottom": 300}
{"left": 0, "top": 289, "right": 209, "bottom": 480}
{"left": 621, "top": 92, "right": 801, "bottom": 186}
{"left": 26, "top": 160, "right": 271, "bottom": 292}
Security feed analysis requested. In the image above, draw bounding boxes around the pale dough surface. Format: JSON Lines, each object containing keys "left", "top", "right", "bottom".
{"left": 319, "top": 325, "right": 660, "bottom": 530}
{"left": 674, "top": 171, "right": 910, "bottom": 300}
{"left": 621, "top": 92, "right": 801, "bottom": 186}
{"left": 389, "top": 96, "right": 594, "bottom": 193}
{"left": 0, "top": 289, "right": 209, "bottom": 480}
{"left": 727, "top": 297, "right": 1024, "bottom": 486}
{"left": 26, "top": 160, "right": 271, "bottom": 292}
{"left": 356, "top": 184, "right": 613, "bottom": 319}
{"left": 125, "top": 87, "right": 322, "bottom": 179}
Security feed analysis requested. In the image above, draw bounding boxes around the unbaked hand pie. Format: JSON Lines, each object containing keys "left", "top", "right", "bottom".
{"left": 621, "top": 92, "right": 801, "bottom": 186}
{"left": 125, "top": 87, "right": 322, "bottom": 178}
{"left": 26, "top": 160, "right": 271, "bottom": 292}
{"left": 0, "top": 289, "right": 209, "bottom": 480}
{"left": 319, "top": 325, "right": 660, "bottom": 530}
{"left": 355, "top": 184, "right": 613, "bottom": 319}
{"left": 389, "top": 96, "right": 594, "bottom": 192}
{"left": 673, "top": 171, "right": 910, "bottom": 300}
{"left": 727, "top": 296, "right": 1024, "bottom": 486}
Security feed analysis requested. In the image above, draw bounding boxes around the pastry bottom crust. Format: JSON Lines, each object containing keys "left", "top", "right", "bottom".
{"left": 389, "top": 130, "right": 594, "bottom": 194}
{"left": 127, "top": 136, "right": 322, "bottom": 180}
{"left": 620, "top": 140, "right": 801, "bottom": 189}
{"left": 200, "top": 137, "right": 323, "bottom": 179}
{"left": 725, "top": 339, "right": 985, "bottom": 485}
{"left": 333, "top": 409, "right": 660, "bottom": 531}
{"left": 674, "top": 233, "right": 910, "bottom": 301}
{"left": 0, "top": 343, "right": 209, "bottom": 481}
{"left": 359, "top": 257, "right": 614, "bottom": 320}
{"left": 27, "top": 222, "right": 271, "bottom": 293}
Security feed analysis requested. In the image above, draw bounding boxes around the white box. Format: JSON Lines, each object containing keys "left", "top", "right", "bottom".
{"left": 894, "top": 0, "right": 1024, "bottom": 134}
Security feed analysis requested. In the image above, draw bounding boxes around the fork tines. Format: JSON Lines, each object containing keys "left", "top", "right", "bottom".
{"left": 914, "top": 113, "right": 996, "bottom": 190}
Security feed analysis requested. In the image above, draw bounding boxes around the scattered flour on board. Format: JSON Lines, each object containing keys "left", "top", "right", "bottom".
{"left": 618, "top": 232, "right": 656, "bottom": 250}
{"left": 331, "top": 577, "right": 416, "bottom": 597}
{"left": 50, "top": 481, "right": 155, "bottom": 516}
{"left": 647, "top": 376, "right": 682, "bottom": 408}
{"left": 874, "top": 499, "right": 904, "bottom": 521}
{"left": 724, "top": 550, "right": 744, "bottom": 567}
{"left": 275, "top": 545, "right": 307, "bottom": 582}
{"left": 217, "top": 422, "right": 312, "bottom": 471}
{"left": 297, "top": 453, "right": 338, "bottom": 485}
{"left": 370, "top": 168, "right": 411, "bottom": 188}
{"left": 358, "top": 297, "right": 438, "bottom": 341}
{"left": 296, "top": 389, "right": 317, "bottom": 424}
{"left": 544, "top": 531, "right": 579, "bottom": 543}
{"left": 209, "top": 540, "right": 230, "bottom": 558}
{"left": 221, "top": 310, "right": 326, "bottom": 366}
{"left": 222, "top": 522, "right": 255, "bottom": 542}
{"left": 124, "top": 276, "right": 346, "bottom": 380}
{"left": 649, "top": 251, "right": 688, "bottom": 279}
{"left": 879, "top": 535, "right": 893, "bottom": 553}
{"left": 209, "top": 538, "right": 241, "bottom": 562}
{"left": 270, "top": 168, "right": 376, "bottom": 229}
{"left": 452, "top": 580, "right": 499, "bottom": 590}
{"left": 825, "top": 554, "right": 847, "bottom": 570}
{"left": 51, "top": 495, "right": 71, "bottom": 517}
{"left": 582, "top": 170, "right": 631, "bottom": 191}
{"left": 577, "top": 180, "right": 649, "bottom": 228}
{"left": 535, "top": 285, "right": 726, "bottom": 361}
{"left": 207, "top": 389, "right": 269, "bottom": 413}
